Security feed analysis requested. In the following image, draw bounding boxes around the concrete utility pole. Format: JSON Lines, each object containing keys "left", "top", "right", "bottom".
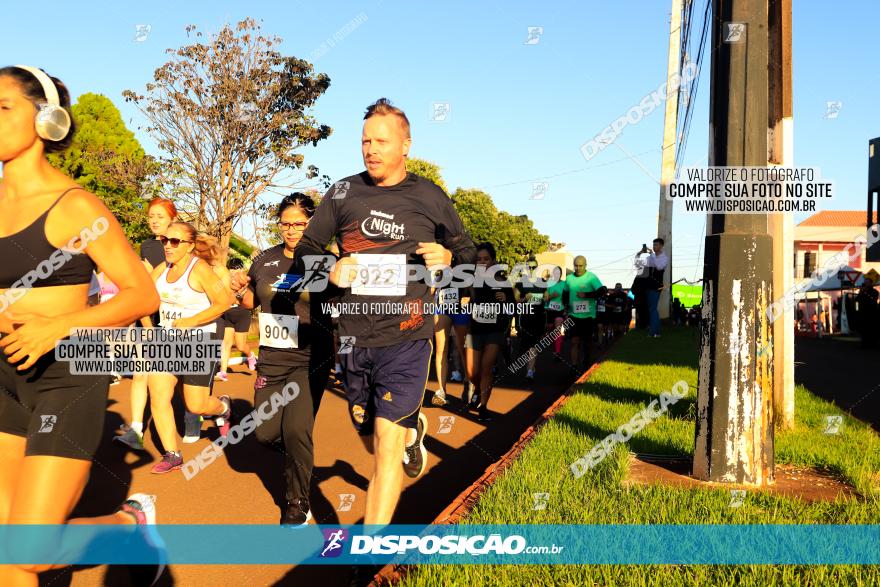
{"left": 657, "top": 0, "right": 683, "bottom": 319}
{"left": 693, "top": 0, "right": 775, "bottom": 485}
{"left": 768, "top": 0, "right": 794, "bottom": 429}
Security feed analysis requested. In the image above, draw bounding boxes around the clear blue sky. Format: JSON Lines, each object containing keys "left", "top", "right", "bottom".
{"left": 2, "top": 0, "right": 877, "bottom": 284}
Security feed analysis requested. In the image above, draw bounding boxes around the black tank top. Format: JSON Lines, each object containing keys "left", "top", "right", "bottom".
{"left": 0, "top": 187, "right": 97, "bottom": 288}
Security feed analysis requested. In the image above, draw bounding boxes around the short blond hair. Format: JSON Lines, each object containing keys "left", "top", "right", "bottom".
{"left": 364, "top": 98, "right": 410, "bottom": 139}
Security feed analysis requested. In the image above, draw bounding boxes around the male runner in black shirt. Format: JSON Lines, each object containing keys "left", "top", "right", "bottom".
{"left": 514, "top": 256, "right": 545, "bottom": 382}
{"left": 294, "top": 98, "right": 476, "bottom": 525}
{"left": 605, "top": 282, "right": 631, "bottom": 338}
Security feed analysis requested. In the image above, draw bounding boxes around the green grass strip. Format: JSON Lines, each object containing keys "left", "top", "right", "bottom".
{"left": 402, "top": 327, "right": 880, "bottom": 586}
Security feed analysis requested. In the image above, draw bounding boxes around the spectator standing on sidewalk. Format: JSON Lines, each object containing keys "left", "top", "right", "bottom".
{"left": 644, "top": 238, "right": 668, "bottom": 338}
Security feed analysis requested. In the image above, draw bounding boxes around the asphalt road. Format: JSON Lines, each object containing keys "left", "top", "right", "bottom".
{"left": 43, "top": 338, "right": 585, "bottom": 586}
{"left": 794, "top": 335, "right": 880, "bottom": 431}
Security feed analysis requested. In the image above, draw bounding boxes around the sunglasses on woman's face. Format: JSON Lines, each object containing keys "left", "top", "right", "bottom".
{"left": 278, "top": 221, "right": 309, "bottom": 232}
{"left": 159, "top": 236, "right": 192, "bottom": 247}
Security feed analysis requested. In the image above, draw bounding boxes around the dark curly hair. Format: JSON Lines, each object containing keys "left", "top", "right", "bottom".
{"left": 278, "top": 192, "right": 316, "bottom": 219}
{"left": 0, "top": 66, "right": 76, "bottom": 154}
{"left": 476, "top": 242, "right": 497, "bottom": 261}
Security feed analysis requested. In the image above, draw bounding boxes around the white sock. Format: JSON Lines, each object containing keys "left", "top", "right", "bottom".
{"left": 131, "top": 421, "right": 143, "bottom": 435}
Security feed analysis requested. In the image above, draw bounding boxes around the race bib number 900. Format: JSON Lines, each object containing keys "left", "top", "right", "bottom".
{"left": 259, "top": 313, "right": 300, "bottom": 349}
{"left": 350, "top": 254, "right": 407, "bottom": 297}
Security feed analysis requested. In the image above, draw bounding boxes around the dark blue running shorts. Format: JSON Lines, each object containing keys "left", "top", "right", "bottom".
{"left": 340, "top": 338, "right": 432, "bottom": 435}
{"left": 450, "top": 312, "right": 471, "bottom": 326}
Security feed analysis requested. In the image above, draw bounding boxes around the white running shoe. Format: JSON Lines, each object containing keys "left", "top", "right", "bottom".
{"left": 120, "top": 493, "right": 166, "bottom": 585}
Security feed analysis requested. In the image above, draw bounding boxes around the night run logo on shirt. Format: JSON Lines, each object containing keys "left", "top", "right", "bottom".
{"left": 361, "top": 209, "right": 406, "bottom": 241}
{"left": 270, "top": 273, "right": 304, "bottom": 291}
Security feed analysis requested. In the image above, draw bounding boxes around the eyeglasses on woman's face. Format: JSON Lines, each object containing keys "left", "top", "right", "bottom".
{"left": 278, "top": 221, "right": 309, "bottom": 232}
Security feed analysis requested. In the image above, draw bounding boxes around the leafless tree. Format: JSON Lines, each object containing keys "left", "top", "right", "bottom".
{"left": 123, "top": 18, "right": 332, "bottom": 260}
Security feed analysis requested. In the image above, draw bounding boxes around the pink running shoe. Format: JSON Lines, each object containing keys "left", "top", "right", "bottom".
{"left": 119, "top": 493, "right": 166, "bottom": 584}
{"left": 214, "top": 371, "right": 228, "bottom": 382}
{"left": 247, "top": 353, "right": 257, "bottom": 371}
{"left": 150, "top": 452, "right": 182, "bottom": 474}
{"left": 216, "top": 395, "right": 232, "bottom": 437}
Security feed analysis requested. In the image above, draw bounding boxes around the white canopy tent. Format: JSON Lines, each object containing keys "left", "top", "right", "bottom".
{"left": 795, "top": 266, "right": 863, "bottom": 335}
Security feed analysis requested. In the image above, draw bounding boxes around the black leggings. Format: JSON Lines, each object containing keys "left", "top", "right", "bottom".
{"left": 252, "top": 347, "right": 330, "bottom": 502}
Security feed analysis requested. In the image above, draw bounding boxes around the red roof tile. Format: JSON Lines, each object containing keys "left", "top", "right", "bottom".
{"left": 798, "top": 210, "right": 878, "bottom": 227}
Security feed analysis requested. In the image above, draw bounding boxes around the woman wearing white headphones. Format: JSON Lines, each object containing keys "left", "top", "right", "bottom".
{"left": 0, "top": 66, "right": 163, "bottom": 585}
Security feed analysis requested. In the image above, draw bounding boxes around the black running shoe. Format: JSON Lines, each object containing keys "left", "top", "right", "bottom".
{"left": 281, "top": 498, "right": 312, "bottom": 527}
{"left": 477, "top": 406, "right": 493, "bottom": 423}
{"left": 403, "top": 412, "right": 428, "bottom": 478}
{"left": 468, "top": 389, "right": 482, "bottom": 410}
{"left": 349, "top": 562, "right": 382, "bottom": 587}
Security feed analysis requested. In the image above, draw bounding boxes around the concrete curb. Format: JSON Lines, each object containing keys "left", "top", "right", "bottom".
{"left": 370, "top": 342, "right": 616, "bottom": 586}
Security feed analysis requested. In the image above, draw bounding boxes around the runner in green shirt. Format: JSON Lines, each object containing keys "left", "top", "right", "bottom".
{"left": 543, "top": 266, "right": 566, "bottom": 360}
{"left": 563, "top": 256, "right": 605, "bottom": 370}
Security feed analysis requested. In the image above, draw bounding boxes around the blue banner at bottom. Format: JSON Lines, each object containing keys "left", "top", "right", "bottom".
{"left": 0, "top": 524, "right": 877, "bottom": 565}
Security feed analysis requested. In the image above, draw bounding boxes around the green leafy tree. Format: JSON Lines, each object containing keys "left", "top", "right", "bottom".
{"left": 406, "top": 157, "right": 448, "bottom": 194}
{"left": 495, "top": 211, "right": 550, "bottom": 266}
{"left": 47, "top": 93, "right": 156, "bottom": 242}
{"left": 123, "top": 18, "right": 333, "bottom": 263}
{"left": 451, "top": 188, "right": 549, "bottom": 267}
{"left": 451, "top": 188, "right": 497, "bottom": 245}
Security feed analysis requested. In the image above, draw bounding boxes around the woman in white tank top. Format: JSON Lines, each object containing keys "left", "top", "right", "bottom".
{"left": 146, "top": 222, "right": 232, "bottom": 474}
